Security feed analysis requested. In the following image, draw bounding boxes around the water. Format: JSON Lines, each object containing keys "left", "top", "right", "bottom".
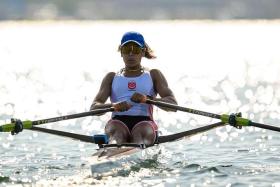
{"left": 0, "top": 20, "right": 280, "bottom": 186}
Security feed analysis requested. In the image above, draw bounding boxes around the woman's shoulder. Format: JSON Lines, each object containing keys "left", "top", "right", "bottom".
{"left": 149, "top": 68, "right": 163, "bottom": 77}
{"left": 105, "top": 71, "right": 116, "bottom": 77}
{"left": 102, "top": 71, "right": 116, "bottom": 82}
{"left": 143, "top": 67, "right": 161, "bottom": 74}
{"left": 147, "top": 68, "right": 164, "bottom": 84}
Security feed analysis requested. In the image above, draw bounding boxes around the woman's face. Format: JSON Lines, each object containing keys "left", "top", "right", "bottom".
{"left": 120, "top": 42, "right": 144, "bottom": 68}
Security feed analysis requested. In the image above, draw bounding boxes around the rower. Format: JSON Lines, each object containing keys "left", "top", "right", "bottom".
{"left": 90, "top": 31, "right": 177, "bottom": 146}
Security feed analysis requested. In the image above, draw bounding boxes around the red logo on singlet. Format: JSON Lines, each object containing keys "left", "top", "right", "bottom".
{"left": 128, "top": 81, "right": 136, "bottom": 90}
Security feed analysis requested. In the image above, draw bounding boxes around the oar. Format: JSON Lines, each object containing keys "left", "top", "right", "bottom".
{"left": 0, "top": 107, "right": 115, "bottom": 134}
{"left": 145, "top": 99, "right": 280, "bottom": 132}
{"left": 30, "top": 126, "right": 96, "bottom": 143}
{"left": 158, "top": 121, "right": 225, "bottom": 144}
{"left": 30, "top": 122, "right": 225, "bottom": 147}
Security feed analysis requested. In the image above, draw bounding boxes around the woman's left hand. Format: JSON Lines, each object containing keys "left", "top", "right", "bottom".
{"left": 131, "top": 92, "right": 147, "bottom": 103}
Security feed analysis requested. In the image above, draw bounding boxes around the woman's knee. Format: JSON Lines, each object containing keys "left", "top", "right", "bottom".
{"left": 105, "top": 120, "right": 130, "bottom": 143}
{"left": 131, "top": 121, "right": 157, "bottom": 145}
{"left": 105, "top": 120, "right": 129, "bottom": 134}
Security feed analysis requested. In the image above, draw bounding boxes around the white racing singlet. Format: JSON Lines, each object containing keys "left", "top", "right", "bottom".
{"left": 111, "top": 70, "right": 156, "bottom": 118}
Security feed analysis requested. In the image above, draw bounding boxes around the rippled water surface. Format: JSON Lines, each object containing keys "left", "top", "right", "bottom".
{"left": 0, "top": 20, "right": 280, "bottom": 186}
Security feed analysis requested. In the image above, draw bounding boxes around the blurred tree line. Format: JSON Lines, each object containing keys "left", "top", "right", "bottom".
{"left": 0, "top": 0, "right": 280, "bottom": 20}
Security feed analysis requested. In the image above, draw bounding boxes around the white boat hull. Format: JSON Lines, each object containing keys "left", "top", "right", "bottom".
{"left": 89, "top": 146, "right": 160, "bottom": 178}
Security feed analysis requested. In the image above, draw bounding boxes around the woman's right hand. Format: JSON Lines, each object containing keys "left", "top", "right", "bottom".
{"left": 113, "top": 101, "right": 132, "bottom": 112}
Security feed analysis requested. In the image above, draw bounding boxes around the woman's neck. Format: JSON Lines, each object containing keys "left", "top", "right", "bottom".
{"left": 122, "top": 66, "right": 144, "bottom": 77}
{"left": 125, "top": 65, "right": 142, "bottom": 72}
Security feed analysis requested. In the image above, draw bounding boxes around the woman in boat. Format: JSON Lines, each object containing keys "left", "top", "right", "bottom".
{"left": 90, "top": 31, "right": 177, "bottom": 146}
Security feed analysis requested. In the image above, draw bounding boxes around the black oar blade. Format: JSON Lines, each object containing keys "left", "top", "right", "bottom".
{"left": 158, "top": 122, "right": 225, "bottom": 144}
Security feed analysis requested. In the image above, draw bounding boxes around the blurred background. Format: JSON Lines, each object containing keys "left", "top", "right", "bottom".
{"left": 1, "top": 0, "right": 280, "bottom": 20}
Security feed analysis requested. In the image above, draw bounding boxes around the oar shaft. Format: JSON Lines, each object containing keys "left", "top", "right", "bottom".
{"left": 158, "top": 121, "right": 225, "bottom": 144}
{"left": 146, "top": 99, "right": 280, "bottom": 133}
{"left": 31, "top": 127, "right": 95, "bottom": 143}
{"left": 146, "top": 99, "right": 221, "bottom": 119}
{"left": 251, "top": 122, "right": 280, "bottom": 132}
{"left": 0, "top": 107, "right": 114, "bottom": 132}
{"left": 32, "top": 107, "right": 114, "bottom": 126}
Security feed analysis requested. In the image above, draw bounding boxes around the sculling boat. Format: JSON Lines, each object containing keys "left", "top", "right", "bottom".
{"left": 88, "top": 121, "right": 225, "bottom": 177}
{"left": 28, "top": 121, "right": 225, "bottom": 177}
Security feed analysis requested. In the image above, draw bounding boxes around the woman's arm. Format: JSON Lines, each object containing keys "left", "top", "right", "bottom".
{"left": 90, "top": 72, "right": 115, "bottom": 110}
{"left": 150, "top": 69, "right": 177, "bottom": 111}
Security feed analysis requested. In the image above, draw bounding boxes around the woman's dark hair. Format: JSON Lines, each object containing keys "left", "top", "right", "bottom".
{"left": 143, "top": 42, "right": 156, "bottom": 59}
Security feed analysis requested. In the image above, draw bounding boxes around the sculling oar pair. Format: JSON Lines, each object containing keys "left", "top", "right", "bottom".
{"left": 31, "top": 121, "right": 225, "bottom": 147}
{"left": 1, "top": 97, "right": 279, "bottom": 137}
{"left": 144, "top": 98, "right": 280, "bottom": 133}
{"left": 0, "top": 107, "right": 114, "bottom": 135}
{"left": 0, "top": 101, "right": 225, "bottom": 147}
